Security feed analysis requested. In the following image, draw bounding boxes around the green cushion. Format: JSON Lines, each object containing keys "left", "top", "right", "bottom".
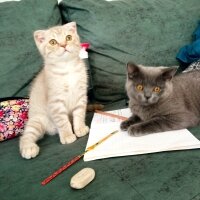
{"left": 59, "top": 0, "right": 200, "bottom": 102}
{"left": 1, "top": 101, "right": 200, "bottom": 200}
{"left": 0, "top": 0, "right": 61, "bottom": 98}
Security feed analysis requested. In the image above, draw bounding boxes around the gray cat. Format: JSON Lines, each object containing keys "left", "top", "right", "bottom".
{"left": 120, "top": 62, "right": 200, "bottom": 136}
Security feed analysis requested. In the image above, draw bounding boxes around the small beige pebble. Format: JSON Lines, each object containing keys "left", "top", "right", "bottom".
{"left": 70, "top": 168, "right": 95, "bottom": 189}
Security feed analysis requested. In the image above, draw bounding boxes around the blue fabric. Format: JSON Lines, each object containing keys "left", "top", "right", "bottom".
{"left": 176, "top": 22, "right": 200, "bottom": 64}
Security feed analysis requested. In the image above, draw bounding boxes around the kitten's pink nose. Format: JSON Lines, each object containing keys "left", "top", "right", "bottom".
{"left": 60, "top": 43, "right": 67, "bottom": 48}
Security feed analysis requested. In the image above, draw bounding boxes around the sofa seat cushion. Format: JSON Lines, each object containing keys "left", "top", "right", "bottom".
{"left": 1, "top": 100, "right": 200, "bottom": 200}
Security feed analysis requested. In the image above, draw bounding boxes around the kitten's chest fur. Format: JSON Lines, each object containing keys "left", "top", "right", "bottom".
{"left": 43, "top": 60, "right": 87, "bottom": 110}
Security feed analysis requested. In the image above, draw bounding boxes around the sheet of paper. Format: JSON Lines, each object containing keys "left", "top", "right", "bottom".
{"left": 84, "top": 108, "right": 200, "bottom": 161}
{"left": 90, "top": 108, "right": 131, "bottom": 128}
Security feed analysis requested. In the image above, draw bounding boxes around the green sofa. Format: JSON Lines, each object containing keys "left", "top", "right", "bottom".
{"left": 1, "top": 0, "right": 200, "bottom": 199}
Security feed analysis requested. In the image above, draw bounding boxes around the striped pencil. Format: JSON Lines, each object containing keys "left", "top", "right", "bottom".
{"left": 41, "top": 130, "right": 118, "bottom": 186}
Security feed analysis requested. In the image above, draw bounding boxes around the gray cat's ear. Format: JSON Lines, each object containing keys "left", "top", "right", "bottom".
{"left": 161, "top": 67, "right": 177, "bottom": 81}
{"left": 127, "top": 62, "right": 140, "bottom": 78}
{"left": 34, "top": 30, "right": 46, "bottom": 44}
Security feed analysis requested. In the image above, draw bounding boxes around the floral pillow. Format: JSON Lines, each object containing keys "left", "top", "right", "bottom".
{"left": 0, "top": 99, "right": 29, "bottom": 142}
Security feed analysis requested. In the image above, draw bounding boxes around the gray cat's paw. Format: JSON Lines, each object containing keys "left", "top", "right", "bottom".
{"left": 20, "top": 142, "right": 40, "bottom": 159}
{"left": 120, "top": 120, "right": 130, "bottom": 131}
{"left": 75, "top": 125, "right": 89, "bottom": 137}
{"left": 127, "top": 125, "right": 144, "bottom": 137}
{"left": 60, "top": 134, "right": 77, "bottom": 144}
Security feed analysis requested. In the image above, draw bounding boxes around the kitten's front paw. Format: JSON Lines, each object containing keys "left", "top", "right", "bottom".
{"left": 20, "top": 142, "right": 40, "bottom": 159}
{"left": 127, "top": 125, "right": 144, "bottom": 137}
{"left": 60, "top": 134, "right": 77, "bottom": 144}
{"left": 120, "top": 120, "right": 131, "bottom": 131}
{"left": 74, "top": 125, "right": 89, "bottom": 137}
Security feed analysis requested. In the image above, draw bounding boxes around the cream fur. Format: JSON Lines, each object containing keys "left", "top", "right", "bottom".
{"left": 19, "top": 22, "right": 89, "bottom": 159}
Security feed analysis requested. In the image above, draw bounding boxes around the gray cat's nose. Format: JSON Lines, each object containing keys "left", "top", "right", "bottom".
{"left": 145, "top": 94, "right": 151, "bottom": 100}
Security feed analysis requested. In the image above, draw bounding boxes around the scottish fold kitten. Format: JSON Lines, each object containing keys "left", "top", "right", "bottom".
{"left": 19, "top": 22, "right": 89, "bottom": 159}
{"left": 121, "top": 62, "right": 200, "bottom": 136}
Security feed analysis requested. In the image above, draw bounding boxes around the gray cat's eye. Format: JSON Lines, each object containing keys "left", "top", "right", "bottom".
{"left": 153, "top": 86, "right": 161, "bottom": 93}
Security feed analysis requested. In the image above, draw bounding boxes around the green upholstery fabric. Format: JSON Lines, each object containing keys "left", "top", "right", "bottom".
{"left": 1, "top": 1, "right": 200, "bottom": 200}
{"left": 1, "top": 101, "right": 200, "bottom": 200}
{"left": 59, "top": 0, "right": 200, "bottom": 102}
{"left": 0, "top": 0, "right": 61, "bottom": 98}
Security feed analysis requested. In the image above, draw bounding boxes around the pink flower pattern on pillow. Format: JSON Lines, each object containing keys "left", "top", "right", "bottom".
{"left": 0, "top": 99, "right": 29, "bottom": 142}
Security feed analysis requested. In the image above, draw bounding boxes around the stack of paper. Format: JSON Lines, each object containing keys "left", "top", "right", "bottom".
{"left": 84, "top": 108, "right": 200, "bottom": 161}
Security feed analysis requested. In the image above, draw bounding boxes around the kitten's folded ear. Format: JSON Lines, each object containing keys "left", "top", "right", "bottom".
{"left": 161, "top": 67, "right": 177, "bottom": 81}
{"left": 127, "top": 62, "right": 140, "bottom": 78}
{"left": 34, "top": 30, "right": 46, "bottom": 44}
{"left": 64, "top": 22, "right": 77, "bottom": 32}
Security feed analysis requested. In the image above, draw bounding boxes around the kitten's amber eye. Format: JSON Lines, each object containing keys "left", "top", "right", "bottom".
{"left": 49, "top": 39, "right": 58, "bottom": 46}
{"left": 153, "top": 86, "right": 161, "bottom": 93}
{"left": 66, "top": 35, "right": 72, "bottom": 41}
{"left": 136, "top": 84, "right": 144, "bottom": 91}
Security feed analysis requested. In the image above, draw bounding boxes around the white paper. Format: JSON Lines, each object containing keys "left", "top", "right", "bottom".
{"left": 84, "top": 108, "right": 200, "bottom": 161}
{"left": 90, "top": 108, "right": 131, "bottom": 127}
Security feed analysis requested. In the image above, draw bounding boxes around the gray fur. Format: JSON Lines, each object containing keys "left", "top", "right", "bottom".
{"left": 121, "top": 62, "right": 200, "bottom": 136}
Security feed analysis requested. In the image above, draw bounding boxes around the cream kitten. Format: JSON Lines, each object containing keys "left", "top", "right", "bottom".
{"left": 19, "top": 22, "right": 89, "bottom": 159}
